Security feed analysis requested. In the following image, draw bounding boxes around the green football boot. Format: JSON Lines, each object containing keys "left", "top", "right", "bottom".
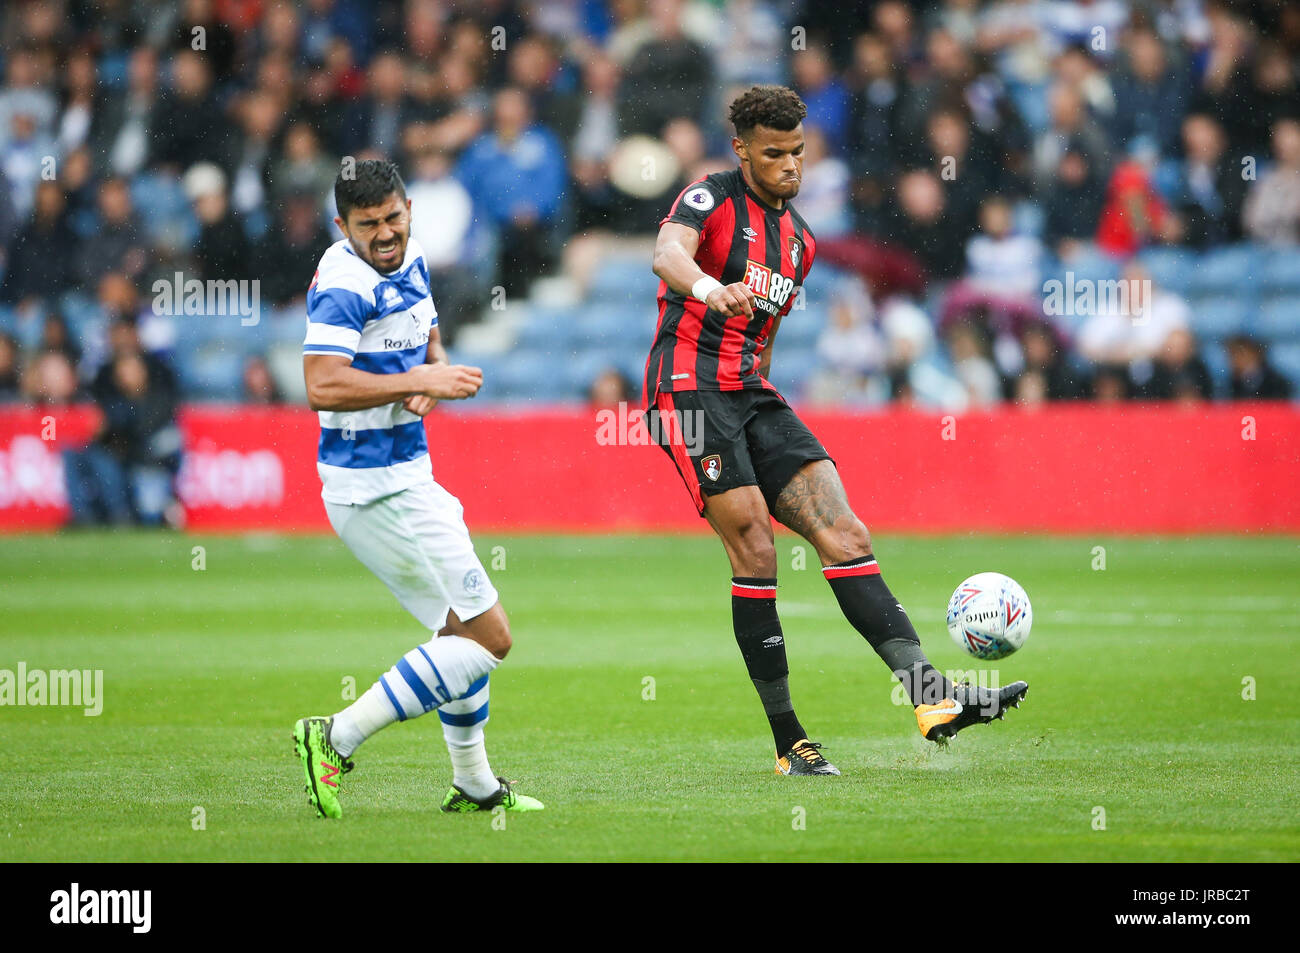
{"left": 293, "top": 716, "right": 354, "bottom": 818}
{"left": 440, "top": 776, "right": 544, "bottom": 814}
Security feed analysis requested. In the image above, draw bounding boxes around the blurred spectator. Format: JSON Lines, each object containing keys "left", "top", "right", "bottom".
{"left": 1077, "top": 262, "right": 1191, "bottom": 367}
{"left": 945, "top": 318, "right": 1002, "bottom": 406}
{"left": 0, "top": 180, "right": 75, "bottom": 305}
{"left": 1043, "top": 146, "right": 1105, "bottom": 257}
{"left": 508, "top": 34, "right": 582, "bottom": 147}
{"left": 964, "top": 195, "right": 1042, "bottom": 299}
{"left": 229, "top": 90, "right": 284, "bottom": 228}
{"left": 1226, "top": 335, "right": 1294, "bottom": 400}
{"left": 407, "top": 148, "right": 481, "bottom": 342}
{"left": 811, "top": 274, "right": 887, "bottom": 404}
{"left": 256, "top": 189, "right": 333, "bottom": 307}
{"left": 1243, "top": 118, "right": 1300, "bottom": 246}
{"left": 1092, "top": 363, "right": 1131, "bottom": 401}
{"left": 616, "top": 0, "right": 714, "bottom": 137}
{"left": 1158, "top": 112, "right": 1246, "bottom": 249}
{"left": 183, "top": 162, "right": 251, "bottom": 282}
{"left": 1095, "top": 145, "right": 1181, "bottom": 256}
{"left": 172, "top": 0, "right": 238, "bottom": 86}
{"left": 20, "top": 349, "right": 79, "bottom": 405}
{"left": 792, "top": 45, "right": 852, "bottom": 155}
{"left": 1243, "top": 43, "right": 1300, "bottom": 158}
{"left": 57, "top": 48, "right": 100, "bottom": 157}
{"left": 64, "top": 317, "right": 181, "bottom": 526}
{"left": 886, "top": 168, "right": 966, "bottom": 280}
{"left": 152, "top": 50, "right": 231, "bottom": 173}
{"left": 456, "top": 88, "right": 566, "bottom": 296}
{"left": 1110, "top": 27, "right": 1188, "bottom": 158}
{"left": 341, "top": 49, "right": 410, "bottom": 158}
{"left": 273, "top": 122, "right": 338, "bottom": 206}
{"left": 243, "top": 355, "right": 285, "bottom": 404}
{"left": 942, "top": 195, "right": 1044, "bottom": 337}
{"left": 2, "top": 108, "right": 59, "bottom": 224}
{"left": 845, "top": 32, "right": 902, "bottom": 230}
{"left": 1016, "top": 319, "right": 1088, "bottom": 399}
{"left": 1138, "top": 327, "right": 1213, "bottom": 400}
{"left": 1031, "top": 83, "right": 1111, "bottom": 195}
{"left": 77, "top": 176, "right": 147, "bottom": 288}
{"left": 1193, "top": 6, "right": 1255, "bottom": 153}
{"left": 39, "top": 312, "right": 81, "bottom": 367}
{"left": 95, "top": 46, "right": 159, "bottom": 178}
{"left": 1012, "top": 368, "right": 1048, "bottom": 408}
{"left": 0, "top": 332, "right": 21, "bottom": 399}
{"left": 921, "top": 106, "right": 1002, "bottom": 235}
{"left": 0, "top": 48, "right": 58, "bottom": 154}
{"left": 588, "top": 366, "right": 632, "bottom": 409}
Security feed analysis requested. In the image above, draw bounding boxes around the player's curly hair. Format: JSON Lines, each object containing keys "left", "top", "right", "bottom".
{"left": 728, "top": 85, "right": 807, "bottom": 138}
{"left": 334, "top": 158, "right": 406, "bottom": 221}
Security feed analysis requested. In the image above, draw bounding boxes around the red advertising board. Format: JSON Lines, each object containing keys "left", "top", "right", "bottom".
{"left": 0, "top": 403, "right": 1296, "bottom": 533}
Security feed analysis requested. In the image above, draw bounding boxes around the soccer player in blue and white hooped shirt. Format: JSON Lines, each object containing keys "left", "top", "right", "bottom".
{"left": 292, "top": 160, "right": 542, "bottom": 817}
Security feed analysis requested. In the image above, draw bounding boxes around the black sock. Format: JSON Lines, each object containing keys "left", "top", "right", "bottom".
{"left": 823, "top": 556, "right": 952, "bottom": 706}
{"left": 732, "top": 577, "right": 806, "bottom": 754}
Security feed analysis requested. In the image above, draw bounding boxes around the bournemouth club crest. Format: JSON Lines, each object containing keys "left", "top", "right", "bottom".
{"left": 702, "top": 454, "right": 722, "bottom": 482}
{"left": 788, "top": 236, "right": 801, "bottom": 269}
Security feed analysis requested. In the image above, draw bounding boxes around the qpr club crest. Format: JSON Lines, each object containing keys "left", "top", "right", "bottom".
{"left": 409, "top": 268, "right": 428, "bottom": 296}
{"left": 788, "top": 236, "right": 801, "bottom": 269}
{"left": 463, "top": 569, "right": 485, "bottom": 595}
{"left": 701, "top": 454, "right": 722, "bottom": 482}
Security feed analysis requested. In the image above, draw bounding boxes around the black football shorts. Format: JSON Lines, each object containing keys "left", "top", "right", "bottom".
{"left": 648, "top": 387, "right": 833, "bottom": 515}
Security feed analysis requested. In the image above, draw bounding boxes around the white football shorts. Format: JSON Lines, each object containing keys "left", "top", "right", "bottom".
{"left": 325, "top": 480, "right": 499, "bottom": 632}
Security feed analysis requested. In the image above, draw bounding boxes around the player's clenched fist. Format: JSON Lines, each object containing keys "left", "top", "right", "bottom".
{"left": 705, "top": 282, "right": 758, "bottom": 318}
{"left": 410, "top": 362, "right": 483, "bottom": 400}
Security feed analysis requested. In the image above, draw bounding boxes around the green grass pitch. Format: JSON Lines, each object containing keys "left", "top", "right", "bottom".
{"left": 2, "top": 531, "right": 1297, "bottom": 862}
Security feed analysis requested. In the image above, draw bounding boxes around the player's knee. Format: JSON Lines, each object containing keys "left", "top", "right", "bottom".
{"left": 733, "top": 523, "right": 778, "bottom": 576}
{"left": 817, "top": 515, "right": 872, "bottom": 564}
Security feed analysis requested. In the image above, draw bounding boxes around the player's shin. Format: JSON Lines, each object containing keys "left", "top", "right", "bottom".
{"left": 330, "top": 634, "right": 500, "bottom": 757}
{"left": 822, "top": 556, "right": 953, "bottom": 706}
{"left": 438, "top": 674, "right": 499, "bottom": 801}
{"left": 732, "top": 577, "right": 807, "bottom": 754}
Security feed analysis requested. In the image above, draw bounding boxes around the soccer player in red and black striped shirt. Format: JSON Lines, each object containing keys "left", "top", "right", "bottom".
{"left": 644, "top": 86, "right": 1028, "bottom": 775}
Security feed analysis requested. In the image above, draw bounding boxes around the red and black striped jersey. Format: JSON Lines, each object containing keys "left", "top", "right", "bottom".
{"left": 644, "top": 167, "right": 816, "bottom": 400}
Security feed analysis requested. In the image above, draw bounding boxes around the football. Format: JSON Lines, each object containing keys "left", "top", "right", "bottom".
{"left": 946, "top": 572, "right": 1033, "bottom": 660}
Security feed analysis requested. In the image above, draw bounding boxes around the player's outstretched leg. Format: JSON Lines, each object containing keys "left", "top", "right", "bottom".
{"left": 773, "top": 461, "right": 1029, "bottom": 743}
{"left": 916, "top": 681, "right": 1029, "bottom": 744}
{"left": 707, "top": 487, "right": 839, "bottom": 776}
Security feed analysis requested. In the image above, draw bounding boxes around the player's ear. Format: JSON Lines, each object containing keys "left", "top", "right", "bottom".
{"left": 333, "top": 215, "right": 346, "bottom": 237}
{"left": 732, "top": 136, "right": 747, "bottom": 165}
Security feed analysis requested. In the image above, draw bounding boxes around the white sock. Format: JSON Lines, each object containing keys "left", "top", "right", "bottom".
{"left": 439, "top": 674, "right": 497, "bottom": 800}
{"left": 331, "top": 635, "right": 499, "bottom": 758}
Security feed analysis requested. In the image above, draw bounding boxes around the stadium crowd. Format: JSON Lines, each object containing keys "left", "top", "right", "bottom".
{"left": 0, "top": 0, "right": 1297, "bottom": 429}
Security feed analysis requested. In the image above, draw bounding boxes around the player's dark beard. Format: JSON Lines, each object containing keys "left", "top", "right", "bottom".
{"left": 351, "top": 232, "right": 406, "bottom": 273}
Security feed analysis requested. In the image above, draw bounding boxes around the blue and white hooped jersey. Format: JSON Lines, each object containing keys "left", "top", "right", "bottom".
{"left": 304, "top": 237, "right": 438, "bottom": 505}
